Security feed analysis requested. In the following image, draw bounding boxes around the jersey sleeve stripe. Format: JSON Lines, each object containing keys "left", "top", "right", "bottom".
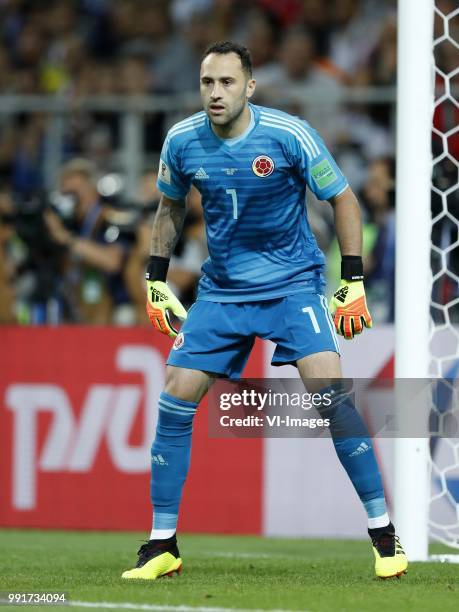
{"left": 260, "top": 111, "right": 321, "bottom": 157}
{"left": 260, "top": 110, "right": 321, "bottom": 156}
{"left": 167, "top": 119, "right": 206, "bottom": 141}
{"left": 259, "top": 120, "right": 316, "bottom": 160}
{"left": 168, "top": 113, "right": 206, "bottom": 137}
{"left": 334, "top": 184, "right": 349, "bottom": 197}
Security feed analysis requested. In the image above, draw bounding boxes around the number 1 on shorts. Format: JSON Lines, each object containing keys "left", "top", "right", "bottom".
{"left": 302, "top": 306, "right": 320, "bottom": 333}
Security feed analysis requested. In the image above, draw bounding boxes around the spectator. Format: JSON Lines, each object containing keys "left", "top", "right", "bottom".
{"left": 0, "top": 123, "right": 17, "bottom": 186}
{"left": 298, "top": 0, "right": 333, "bottom": 57}
{"left": 69, "top": 62, "right": 119, "bottom": 165}
{"left": 0, "top": 190, "right": 17, "bottom": 323}
{"left": 328, "top": 0, "right": 389, "bottom": 84}
{"left": 0, "top": 44, "right": 13, "bottom": 93}
{"left": 256, "top": 0, "right": 302, "bottom": 28}
{"left": 365, "top": 15, "right": 397, "bottom": 87}
{"left": 41, "top": 34, "right": 88, "bottom": 94}
{"left": 255, "top": 28, "right": 342, "bottom": 141}
{"left": 44, "top": 158, "right": 127, "bottom": 323}
{"left": 361, "top": 158, "right": 396, "bottom": 322}
{"left": 117, "top": 53, "right": 164, "bottom": 152}
{"left": 325, "top": 157, "right": 394, "bottom": 314}
{"left": 240, "top": 8, "right": 281, "bottom": 72}
{"left": 12, "top": 114, "right": 46, "bottom": 195}
{"left": 153, "top": 7, "right": 221, "bottom": 93}
{"left": 12, "top": 21, "right": 46, "bottom": 71}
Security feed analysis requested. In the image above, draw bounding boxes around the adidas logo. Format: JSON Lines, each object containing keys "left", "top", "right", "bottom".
{"left": 334, "top": 285, "right": 349, "bottom": 303}
{"left": 152, "top": 454, "right": 168, "bottom": 466}
{"left": 194, "top": 167, "right": 209, "bottom": 179}
{"left": 151, "top": 287, "right": 168, "bottom": 302}
{"left": 349, "top": 441, "right": 370, "bottom": 457}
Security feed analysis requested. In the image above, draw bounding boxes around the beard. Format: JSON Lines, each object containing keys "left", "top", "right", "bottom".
{"left": 206, "top": 96, "right": 246, "bottom": 128}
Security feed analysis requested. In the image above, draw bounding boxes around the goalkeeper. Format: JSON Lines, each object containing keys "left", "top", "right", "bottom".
{"left": 122, "top": 41, "right": 407, "bottom": 581}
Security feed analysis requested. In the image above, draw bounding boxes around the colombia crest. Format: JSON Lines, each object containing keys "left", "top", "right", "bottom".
{"left": 252, "top": 155, "right": 275, "bottom": 177}
{"left": 173, "top": 332, "right": 185, "bottom": 350}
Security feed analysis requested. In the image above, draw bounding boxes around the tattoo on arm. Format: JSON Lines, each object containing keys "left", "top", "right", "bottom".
{"left": 150, "top": 196, "right": 186, "bottom": 258}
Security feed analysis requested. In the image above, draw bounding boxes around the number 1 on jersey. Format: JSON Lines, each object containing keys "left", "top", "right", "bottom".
{"left": 226, "top": 188, "right": 238, "bottom": 220}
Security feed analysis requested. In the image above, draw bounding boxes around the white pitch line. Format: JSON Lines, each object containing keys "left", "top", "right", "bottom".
{"left": 69, "top": 601, "right": 298, "bottom": 612}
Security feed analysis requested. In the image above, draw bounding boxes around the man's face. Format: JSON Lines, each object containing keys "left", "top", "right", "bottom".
{"left": 200, "top": 52, "right": 255, "bottom": 127}
{"left": 281, "top": 34, "right": 313, "bottom": 80}
{"left": 60, "top": 173, "right": 97, "bottom": 219}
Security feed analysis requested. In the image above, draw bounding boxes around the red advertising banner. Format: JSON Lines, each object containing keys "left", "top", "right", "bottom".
{"left": 0, "top": 327, "right": 263, "bottom": 533}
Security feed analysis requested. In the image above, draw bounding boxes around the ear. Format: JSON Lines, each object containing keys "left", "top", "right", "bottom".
{"left": 246, "top": 78, "right": 256, "bottom": 100}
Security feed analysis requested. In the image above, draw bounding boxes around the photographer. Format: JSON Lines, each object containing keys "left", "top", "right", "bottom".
{"left": 44, "top": 158, "right": 126, "bottom": 323}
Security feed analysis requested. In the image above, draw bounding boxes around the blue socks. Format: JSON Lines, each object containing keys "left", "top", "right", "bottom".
{"left": 150, "top": 392, "right": 198, "bottom": 537}
{"left": 319, "top": 385, "right": 389, "bottom": 527}
{"left": 150, "top": 386, "right": 389, "bottom": 536}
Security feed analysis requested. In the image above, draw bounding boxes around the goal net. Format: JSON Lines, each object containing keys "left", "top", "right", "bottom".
{"left": 429, "top": 0, "right": 459, "bottom": 552}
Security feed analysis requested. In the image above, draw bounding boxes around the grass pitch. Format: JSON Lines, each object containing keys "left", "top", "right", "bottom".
{"left": 0, "top": 529, "right": 458, "bottom": 611}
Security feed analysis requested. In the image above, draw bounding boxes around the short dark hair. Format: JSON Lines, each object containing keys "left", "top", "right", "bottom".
{"left": 202, "top": 41, "right": 252, "bottom": 77}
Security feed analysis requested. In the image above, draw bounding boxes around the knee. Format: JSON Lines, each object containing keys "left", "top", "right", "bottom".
{"left": 164, "top": 366, "right": 207, "bottom": 403}
{"left": 316, "top": 384, "right": 369, "bottom": 437}
{"left": 164, "top": 368, "right": 187, "bottom": 400}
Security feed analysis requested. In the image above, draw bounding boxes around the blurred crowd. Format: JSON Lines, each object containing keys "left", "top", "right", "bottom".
{"left": 0, "top": 0, "right": 457, "bottom": 325}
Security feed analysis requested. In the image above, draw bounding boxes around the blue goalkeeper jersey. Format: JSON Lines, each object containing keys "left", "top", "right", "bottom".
{"left": 157, "top": 103, "right": 348, "bottom": 302}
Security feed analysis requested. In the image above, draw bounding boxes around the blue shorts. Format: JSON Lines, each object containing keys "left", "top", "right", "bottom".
{"left": 167, "top": 293, "right": 340, "bottom": 380}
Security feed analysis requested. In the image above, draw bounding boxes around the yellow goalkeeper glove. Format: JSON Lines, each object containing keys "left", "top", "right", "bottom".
{"left": 145, "top": 257, "right": 187, "bottom": 338}
{"left": 329, "top": 257, "right": 373, "bottom": 340}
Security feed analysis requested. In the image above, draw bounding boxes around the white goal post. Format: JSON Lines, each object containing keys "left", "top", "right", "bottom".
{"left": 394, "top": 0, "right": 434, "bottom": 562}
{"left": 395, "top": 0, "right": 459, "bottom": 562}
